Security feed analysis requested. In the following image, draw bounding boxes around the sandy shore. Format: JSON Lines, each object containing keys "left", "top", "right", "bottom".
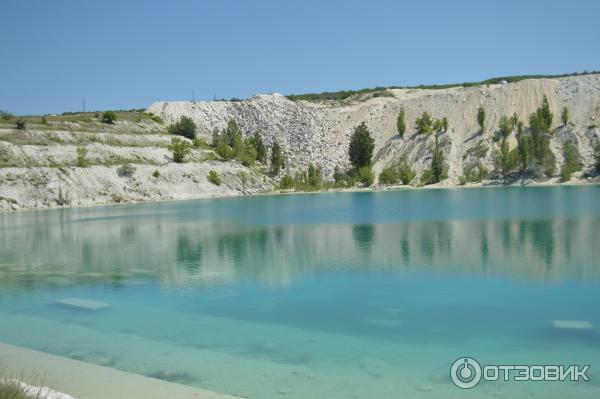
{"left": 0, "top": 342, "right": 239, "bottom": 399}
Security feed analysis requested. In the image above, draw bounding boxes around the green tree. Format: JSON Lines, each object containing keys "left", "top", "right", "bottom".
{"left": 307, "top": 164, "right": 322, "bottom": 187}
{"left": 348, "top": 122, "right": 375, "bottom": 168}
{"left": 208, "top": 170, "right": 222, "bottom": 185}
{"left": 232, "top": 134, "right": 244, "bottom": 159}
{"left": 224, "top": 119, "right": 242, "bottom": 147}
{"left": 76, "top": 146, "right": 89, "bottom": 167}
{"left": 398, "top": 161, "right": 415, "bottom": 185}
{"left": 168, "top": 116, "right": 197, "bottom": 140}
{"left": 415, "top": 112, "right": 433, "bottom": 134}
{"left": 561, "top": 106, "right": 569, "bottom": 127}
{"left": 15, "top": 118, "right": 26, "bottom": 130}
{"left": 477, "top": 106, "right": 485, "bottom": 133}
{"left": 498, "top": 115, "right": 517, "bottom": 138}
{"left": 560, "top": 141, "right": 582, "bottom": 181}
{"left": 516, "top": 131, "right": 531, "bottom": 173}
{"left": 397, "top": 108, "right": 406, "bottom": 137}
{"left": 270, "top": 140, "right": 285, "bottom": 175}
{"left": 212, "top": 127, "right": 223, "bottom": 146}
{"left": 441, "top": 117, "right": 449, "bottom": 132}
{"left": 493, "top": 138, "right": 517, "bottom": 183}
{"left": 102, "top": 110, "right": 117, "bottom": 124}
{"left": 430, "top": 135, "right": 446, "bottom": 183}
{"left": 168, "top": 137, "right": 192, "bottom": 163}
{"left": 378, "top": 166, "right": 400, "bottom": 185}
{"left": 249, "top": 132, "right": 267, "bottom": 162}
{"left": 594, "top": 141, "right": 600, "bottom": 172}
{"left": 529, "top": 95, "right": 553, "bottom": 134}
{"left": 240, "top": 140, "right": 257, "bottom": 166}
{"left": 238, "top": 171, "right": 248, "bottom": 193}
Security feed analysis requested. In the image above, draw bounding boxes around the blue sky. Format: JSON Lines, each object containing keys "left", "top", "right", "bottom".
{"left": 1, "top": 0, "right": 599, "bottom": 115}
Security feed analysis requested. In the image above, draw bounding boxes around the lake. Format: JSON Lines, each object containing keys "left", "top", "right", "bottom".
{"left": 1, "top": 186, "right": 600, "bottom": 398}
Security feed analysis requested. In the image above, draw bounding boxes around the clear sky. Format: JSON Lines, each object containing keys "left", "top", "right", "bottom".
{"left": 2, "top": 0, "right": 600, "bottom": 115}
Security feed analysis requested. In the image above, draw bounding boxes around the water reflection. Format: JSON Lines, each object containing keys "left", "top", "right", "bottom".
{"left": 1, "top": 208, "right": 599, "bottom": 290}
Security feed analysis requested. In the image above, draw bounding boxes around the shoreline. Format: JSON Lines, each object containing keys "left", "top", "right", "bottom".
{"left": 0, "top": 342, "right": 239, "bottom": 399}
{"left": 1, "top": 176, "right": 597, "bottom": 215}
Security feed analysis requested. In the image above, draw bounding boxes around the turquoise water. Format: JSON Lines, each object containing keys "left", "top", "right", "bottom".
{"left": 1, "top": 186, "right": 600, "bottom": 398}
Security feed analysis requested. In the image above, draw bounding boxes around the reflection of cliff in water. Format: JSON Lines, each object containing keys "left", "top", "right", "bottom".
{"left": 1, "top": 206, "right": 599, "bottom": 290}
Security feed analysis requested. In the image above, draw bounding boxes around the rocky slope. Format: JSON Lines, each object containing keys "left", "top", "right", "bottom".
{"left": 1, "top": 74, "right": 600, "bottom": 211}
{"left": 149, "top": 74, "right": 600, "bottom": 183}
{"left": 0, "top": 116, "right": 273, "bottom": 211}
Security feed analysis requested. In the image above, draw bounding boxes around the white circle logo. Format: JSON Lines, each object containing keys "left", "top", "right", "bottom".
{"left": 451, "top": 357, "right": 482, "bottom": 389}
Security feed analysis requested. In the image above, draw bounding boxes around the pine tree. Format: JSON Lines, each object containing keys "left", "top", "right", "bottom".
{"left": 397, "top": 108, "right": 406, "bottom": 137}
{"left": 348, "top": 122, "right": 375, "bottom": 168}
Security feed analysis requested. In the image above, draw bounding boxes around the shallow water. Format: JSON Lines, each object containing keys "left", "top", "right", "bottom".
{"left": 1, "top": 186, "right": 600, "bottom": 398}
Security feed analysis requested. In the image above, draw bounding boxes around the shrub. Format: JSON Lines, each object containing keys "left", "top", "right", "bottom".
{"left": 168, "top": 116, "right": 196, "bottom": 139}
{"left": 216, "top": 143, "right": 235, "bottom": 160}
{"left": 464, "top": 140, "right": 489, "bottom": 160}
{"left": 0, "top": 110, "right": 13, "bottom": 121}
{"left": 348, "top": 122, "right": 375, "bottom": 168}
{"left": 15, "top": 119, "right": 26, "bottom": 130}
{"left": 280, "top": 175, "right": 294, "bottom": 189}
{"left": 462, "top": 160, "right": 489, "bottom": 183}
{"left": 240, "top": 141, "right": 257, "bottom": 166}
{"left": 415, "top": 112, "right": 433, "bottom": 134}
{"left": 168, "top": 137, "right": 192, "bottom": 163}
{"left": 420, "top": 169, "right": 434, "bottom": 185}
{"left": 117, "top": 163, "right": 136, "bottom": 177}
{"left": 357, "top": 165, "right": 374, "bottom": 186}
{"left": 151, "top": 115, "right": 163, "bottom": 124}
{"left": 378, "top": 166, "right": 400, "bottom": 185}
{"left": 41, "top": 116, "right": 48, "bottom": 124}
{"left": 208, "top": 170, "right": 222, "bottom": 185}
{"left": 192, "top": 138, "right": 210, "bottom": 149}
{"left": 152, "top": 169, "right": 161, "bottom": 178}
{"left": 102, "top": 110, "right": 117, "bottom": 124}
{"left": 333, "top": 166, "right": 354, "bottom": 187}
{"left": 398, "top": 161, "right": 415, "bottom": 185}
{"left": 76, "top": 146, "right": 89, "bottom": 167}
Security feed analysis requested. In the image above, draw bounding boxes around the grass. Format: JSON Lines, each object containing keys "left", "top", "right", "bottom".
{"left": 0, "top": 369, "right": 53, "bottom": 399}
{"left": 0, "top": 110, "right": 164, "bottom": 135}
{"left": 286, "top": 70, "right": 600, "bottom": 101}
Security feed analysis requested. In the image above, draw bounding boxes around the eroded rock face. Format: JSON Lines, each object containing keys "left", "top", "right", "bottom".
{"left": 148, "top": 75, "right": 600, "bottom": 183}
{"left": 1, "top": 75, "right": 600, "bottom": 211}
